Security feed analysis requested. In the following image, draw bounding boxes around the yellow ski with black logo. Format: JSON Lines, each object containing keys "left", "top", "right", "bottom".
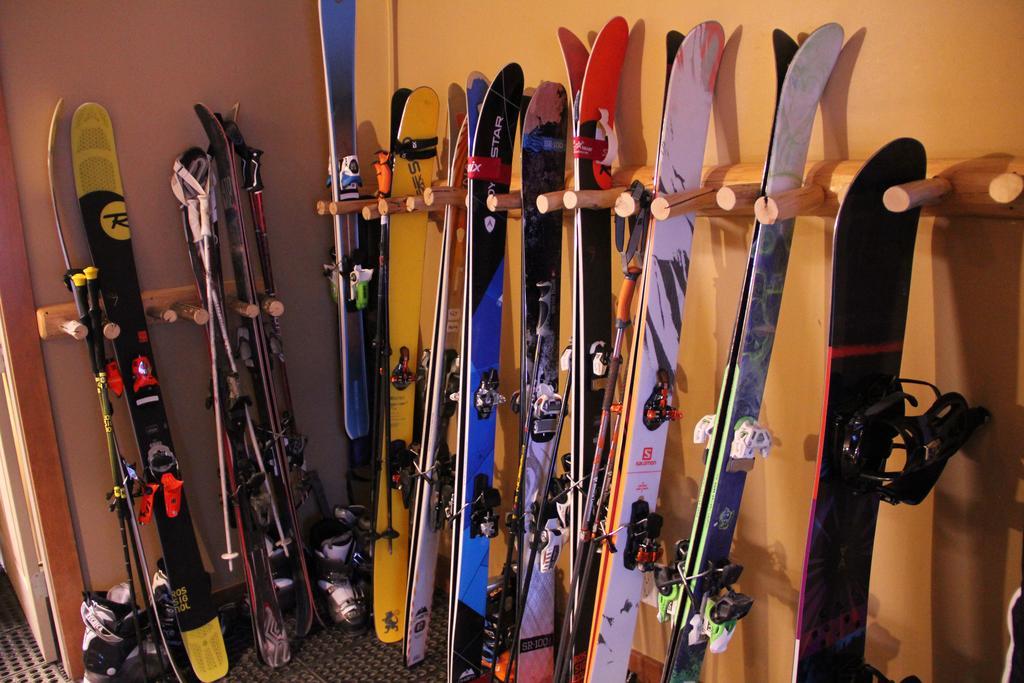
{"left": 373, "top": 86, "right": 440, "bottom": 643}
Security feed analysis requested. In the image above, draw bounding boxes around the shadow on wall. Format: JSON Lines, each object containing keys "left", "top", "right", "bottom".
{"left": 931, "top": 212, "right": 1024, "bottom": 679}
{"left": 713, "top": 26, "right": 743, "bottom": 165}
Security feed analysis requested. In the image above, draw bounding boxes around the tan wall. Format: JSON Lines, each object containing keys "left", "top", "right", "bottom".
{"left": 1, "top": 1, "right": 1022, "bottom": 681}
{"left": 0, "top": 0, "right": 389, "bottom": 596}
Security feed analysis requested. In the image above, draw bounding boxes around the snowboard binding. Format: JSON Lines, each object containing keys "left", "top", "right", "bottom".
{"left": 474, "top": 369, "right": 505, "bottom": 419}
{"left": 622, "top": 499, "right": 663, "bottom": 571}
{"left": 643, "top": 368, "right": 683, "bottom": 430}
{"left": 469, "top": 473, "right": 501, "bottom": 539}
{"left": 837, "top": 377, "right": 989, "bottom": 505}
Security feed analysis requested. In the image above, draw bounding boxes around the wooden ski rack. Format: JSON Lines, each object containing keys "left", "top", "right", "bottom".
{"left": 36, "top": 281, "right": 282, "bottom": 341}
{"left": 316, "top": 157, "right": 1022, "bottom": 222}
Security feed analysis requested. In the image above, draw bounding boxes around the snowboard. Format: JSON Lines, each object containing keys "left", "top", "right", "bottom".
{"left": 661, "top": 24, "right": 844, "bottom": 683}
{"left": 196, "top": 103, "right": 320, "bottom": 639}
{"left": 584, "top": 23, "right": 725, "bottom": 683}
{"left": 791, "top": 138, "right": 925, "bottom": 680}
{"left": 557, "top": 17, "right": 630, "bottom": 680}
{"left": 373, "top": 85, "right": 439, "bottom": 643}
{"left": 404, "top": 110, "right": 468, "bottom": 667}
{"left": 71, "top": 103, "right": 229, "bottom": 682}
{"left": 447, "top": 63, "right": 524, "bottom": 683}
{"left": 318, "top": 0, "right": 372, "bottom": 457}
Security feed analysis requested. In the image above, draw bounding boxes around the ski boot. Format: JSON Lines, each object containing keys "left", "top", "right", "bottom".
{"left": 309, "top": 515, "right": 368, "bottom": 631}
{"left": 82, "top": 584, "right": 162, "bottom": 682}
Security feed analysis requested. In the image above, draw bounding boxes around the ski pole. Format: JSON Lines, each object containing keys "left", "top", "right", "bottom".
{"left": 79, "top": 269, "right": 153, "bottom": 682}
{"left": 554, "top": 265, "right": 641, "bottom": 682}
{"left": 504, "top": 367, "right": 572, "bottom": 682}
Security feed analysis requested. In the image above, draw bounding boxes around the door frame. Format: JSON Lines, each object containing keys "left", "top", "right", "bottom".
{"left": 0, "top": 78, "right": 85, "bottom": 679}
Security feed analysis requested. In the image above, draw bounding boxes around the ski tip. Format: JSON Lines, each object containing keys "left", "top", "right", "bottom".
{"left": 180, "top": 615, "right": 229, "bottom": 682}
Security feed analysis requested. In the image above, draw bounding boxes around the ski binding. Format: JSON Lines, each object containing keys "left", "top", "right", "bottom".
{"left": 473, "top": 369, "right": 505, "bottom": 419}
{"left": 727, "top": 417, "right": 772, "bottom": 472}
{"left": 643, "top": 368, "right": 683, "bottom": 430}
{"left": 469, "top": 474, "right": 501, "bottom": 539}
{"left": 693, "top": 414, "right": 716, "bottom": 444}
{"left": 348, "top": 264, "right": 373, "bottom": 310}
{"left": 622, "top": 499, "right": 663, "bottom": 571}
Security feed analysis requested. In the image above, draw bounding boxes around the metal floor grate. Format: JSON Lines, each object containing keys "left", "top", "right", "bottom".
{"left": 0, "top": 572, "right": 70, "bottom": 683}
{"left": 1, "top": 568, "right": 450, "bottom": 682}
{"left": 224, "top": 597, "right": 449, "bottom": 682}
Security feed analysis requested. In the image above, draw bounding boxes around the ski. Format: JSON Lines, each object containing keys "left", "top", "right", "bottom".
{"left": 370, "top": 85, "right": 439, "bottom": 643}
{"left": 318, "top": 0, "right": 372, "bottom": 461}
{"left": 793, "top": 138, "right": 988, "bottom": 682}
{"left": 71, "top": 102, "right": 228, "bottom": 682}
{"left": 556, "top": 17, "right": 630, "bottom": 680}
{"left": 660, "top": 24, "right": 844, "bottom": 682}
{"left": 487, "top": 79, "right": 569, "bottom": 683}
{"left": 172, "top": 149, "right": 292, "bottom": 667}
{"left": 583, "top": 23, "right": 725, "bottom": 683}
{"left": 195, "top": 103, "right": 320, "bottom": 639}
{"left": 447, "top": 63, "right": 524, "bottom": 683}
{"left": 404, "top": 107, "right": 468, "bottom": 666}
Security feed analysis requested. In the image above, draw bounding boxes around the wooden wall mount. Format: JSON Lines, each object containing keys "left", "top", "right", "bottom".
{"left": 36, "top": 281, "right": 278, "bottom": 341}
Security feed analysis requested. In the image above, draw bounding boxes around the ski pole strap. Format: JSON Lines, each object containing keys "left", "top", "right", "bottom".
{"left": 394, "top": 136, "right": 438, "bottom": 161}
{"left": 616, "top": 180, "right": 653, "bottom": 268}
{"left": 466, "top": 156, "right": 512, "bottom": 185}
{"left": 171, "top": 152, "right": 216, "bottom": 243}
{"left": 240, "top": 146, "right": 264, "bottom": 192}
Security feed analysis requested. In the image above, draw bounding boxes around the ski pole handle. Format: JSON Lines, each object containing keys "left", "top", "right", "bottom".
{"left": 82, "top": 267, "right": 105, "bottom": 373}
{"left": 616, "top": 266, "right": 642, "bottom": 326}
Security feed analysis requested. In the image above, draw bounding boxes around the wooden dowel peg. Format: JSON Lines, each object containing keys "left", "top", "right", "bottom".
{"left": 564, "top": 187, "right": 627, "bottom": 211}
{"left": 423, "top": 186, "right": 466, "bottom": 207}
{"left": 59, "top": 318, "right": 88, "bottom": 341}
{"left": 102, "top": 321, "right": 121, "bottom": 340}
{"left": 883, "top": 177, "right": 952, "bottom": 213}
{"left": 378, "top": 196, "right": 406, "bottom": 216}
{"left": 361, "top": 202, "right": 383, "bottom": 221}
{"left": 171, "top": 302, "right": 210, "bottom": 326}
{"left": 614, "top": 190, "right": 640, "bottom": 218}
{"left": 989, "top": 172, "right": 1023, "bottom": 204}
{"left": 406, "top": 194, "right": 429, "bottom": 212}
{"left": 326, "top": 198, "right": 375, "bottom": 216}
{"left": 226, "top": 297, "right": 259, "bottom": 319}
{"left": 716, "top": 183, "right": 761, "bottom": 212}
{"left": 486, "top": 193, "right": 521, "bottom": 212}
{"left": 536, "top": 190, "right": 566, "bottom": 214}
{"left": 260, "top": 295, "right": 285, "bottom": 318}
{"left": 315, "top": 200, "right": 329, "bottom": 216}
{"left": 651, "top": 187, "right": 719, "bottom": 221}
{"left": 146, "top": 306, "right": 178, "bottom": 324}
{"left": 754, "top": 185, "right": 826, "bottom": 224}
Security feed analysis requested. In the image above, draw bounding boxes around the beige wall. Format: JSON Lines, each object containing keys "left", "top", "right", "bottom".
{"left": 2, "top": 1, "right": 1022, "bottom": 681}
{"left": 0, "top": 0, "right": 389, "bottom": 596}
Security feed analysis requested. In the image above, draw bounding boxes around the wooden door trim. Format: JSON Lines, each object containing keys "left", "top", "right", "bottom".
{"left": 0, "top": 80, "right": 85, "bottom": 678}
